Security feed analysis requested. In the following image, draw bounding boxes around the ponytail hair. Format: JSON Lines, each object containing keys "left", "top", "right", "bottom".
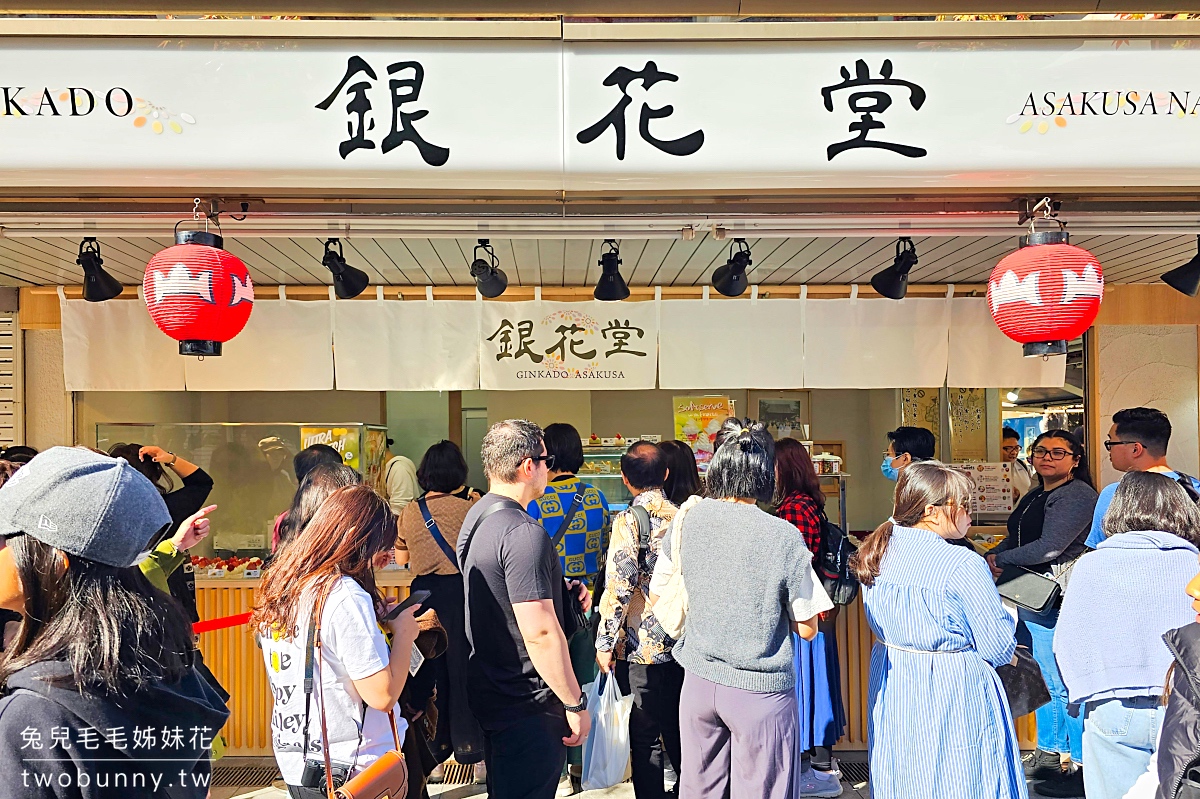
{"left": 705, "top": 418, "right": 775, "bottom": 503}
{"left": 851, "top": 460, "right": 975, "bottom": 587}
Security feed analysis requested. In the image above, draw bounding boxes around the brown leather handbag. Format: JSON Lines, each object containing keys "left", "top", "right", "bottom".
{"left": 312, "top": 587, "right": 409, "bottom": 799}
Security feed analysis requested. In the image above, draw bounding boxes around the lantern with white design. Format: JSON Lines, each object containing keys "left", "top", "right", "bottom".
{"left": 987, "top": 230, "right": 1104, "bottom": 357}
{"left": 143, "top": 231, "right": 254, "bottom": 357}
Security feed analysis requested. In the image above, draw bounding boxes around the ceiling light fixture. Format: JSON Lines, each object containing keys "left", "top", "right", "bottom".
{"left": 1162, "top": 235, "right": 1200, "bottom": 296}
{"left": 77, "top": 237, "right": 123, "bottom": 302}
{"left": 322, "top": 238, "right": 370, "bottom": 299}
{"left": 470, "top": 239, "right": 508, "bottom": 298}
{"left": 713, "top": 238, "right": 752, "bottom": 297}
{"left": 594, "top": 240, "right": 629, "bottom": 301}
{"left": 870, "top": 237, "right": 919, "bottom": 300}
{"left": 1007, "top": 390, "right": 1020, "bottom": 402}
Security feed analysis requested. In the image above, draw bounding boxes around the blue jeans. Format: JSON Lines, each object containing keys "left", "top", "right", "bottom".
{"left": 1082, "top": 697, "right": 1163, "bottom": 799}
{"left": 1019, "top": 605, "right": 1084, "bottom": 763}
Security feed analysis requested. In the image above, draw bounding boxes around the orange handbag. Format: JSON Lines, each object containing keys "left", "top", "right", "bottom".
{"left": 312, "top": 588, "right": 409, "bottom": 799}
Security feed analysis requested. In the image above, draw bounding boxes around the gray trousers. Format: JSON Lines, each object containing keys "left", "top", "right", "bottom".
{"left": 679, "top": 671, "right": 800, "bottom": 799}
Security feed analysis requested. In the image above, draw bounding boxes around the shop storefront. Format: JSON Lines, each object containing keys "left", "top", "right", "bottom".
{"left": 12, "top": 16, "right": 1200, "bottom": 756}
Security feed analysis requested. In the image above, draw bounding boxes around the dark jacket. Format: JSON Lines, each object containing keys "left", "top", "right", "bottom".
{"left": 163, "top": 468, "right": 214, "bottom": 623}
{"left": 1158, "top": 623, "right": 1200, "bottom": 799}
{"left": 0, "top": 661, "right": 230, "bottom": 799}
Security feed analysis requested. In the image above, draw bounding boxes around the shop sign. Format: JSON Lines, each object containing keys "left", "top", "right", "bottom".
{"left": 479, "top": 300, "right": 658, "bottom": 390}
{"left": 5, "top": 37, "right": 1200, "bottom": 190}
{"left": 300, "top": 427, "right": 359, "bottom": 470}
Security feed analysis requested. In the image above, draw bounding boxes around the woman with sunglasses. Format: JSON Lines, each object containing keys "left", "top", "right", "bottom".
{"left": 986, "top": 429, "right": 1098, "bottom": 798}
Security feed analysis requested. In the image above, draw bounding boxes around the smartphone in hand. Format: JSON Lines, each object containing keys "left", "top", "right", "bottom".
{"left": 383, "top": 590, "right": 432, "bottom": 622}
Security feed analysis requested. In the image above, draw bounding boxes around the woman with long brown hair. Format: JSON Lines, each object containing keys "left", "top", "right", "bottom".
{"left": 253, "top": 485, "right": 420, "bottom": 799}
{"left": 852, "top": 460, "right": 1024, "bottom": 799}
{"left": 773, "top": 438, "right": 845, "bottom": 797}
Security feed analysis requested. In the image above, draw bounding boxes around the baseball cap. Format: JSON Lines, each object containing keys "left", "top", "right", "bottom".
{"left": 0, "top": 447, "right": 172, "bottom": 568}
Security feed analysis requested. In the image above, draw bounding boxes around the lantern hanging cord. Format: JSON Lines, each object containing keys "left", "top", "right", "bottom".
{"left": 1027, "top": 196, "right": 1065, "bottom": 236}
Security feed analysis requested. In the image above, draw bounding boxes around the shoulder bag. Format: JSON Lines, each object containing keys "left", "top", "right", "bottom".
{"left": 995, "top": 487, "right": 1068, "bottom": 612}
{"left": 652, "top": 495, "right": 702, "bottom": 640}
{"left": 815, "top": 505, "right": 859, "bottom": 606}
{"left": 996, "top": 645, "right": 1051, "bottom": 719}
{"left": 549, "top": 491, "right": 590, "bottom": 640}
{"left": 306, "top": 585, "right": 409, "bottom": 799}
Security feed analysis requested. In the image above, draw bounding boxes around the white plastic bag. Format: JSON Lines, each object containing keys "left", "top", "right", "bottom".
{"left": 581, "top": 672, "right": 633, "bottom": 791}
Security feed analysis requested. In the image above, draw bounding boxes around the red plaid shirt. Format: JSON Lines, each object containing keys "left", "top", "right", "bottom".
{"left": 776, "top": 491, "right": 823, "bottom": 557}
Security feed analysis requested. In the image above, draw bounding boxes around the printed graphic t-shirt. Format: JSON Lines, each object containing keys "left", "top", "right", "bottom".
{"left": 260, "top": 576, "right": 408, "bottom": 785}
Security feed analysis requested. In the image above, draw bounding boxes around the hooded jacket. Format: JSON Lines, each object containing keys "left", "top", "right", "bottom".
{"left": 1158, "top": 624, "right": 1200, "bottom": 799}
{"left": 0, "top": 660, "right": 230, "bottom": 799}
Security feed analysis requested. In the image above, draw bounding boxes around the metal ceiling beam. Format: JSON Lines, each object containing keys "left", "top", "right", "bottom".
{"left": 3, "top": 211, "right": 1200, "bottom": 238}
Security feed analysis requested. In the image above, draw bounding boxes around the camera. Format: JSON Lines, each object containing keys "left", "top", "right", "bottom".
{"left": 300, "top": 758, "right": 351, "bottom": 789}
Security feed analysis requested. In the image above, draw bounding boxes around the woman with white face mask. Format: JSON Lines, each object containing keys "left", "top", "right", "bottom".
{"left": 852, "top": 461, "right": 1026, "bottom": 799}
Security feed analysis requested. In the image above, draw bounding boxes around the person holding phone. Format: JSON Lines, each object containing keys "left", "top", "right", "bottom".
{"left": 252, "top": 485, "right": 421, "bottom": 799}
{"left": 108, "top": 443, "right": 214, "bottom": 624}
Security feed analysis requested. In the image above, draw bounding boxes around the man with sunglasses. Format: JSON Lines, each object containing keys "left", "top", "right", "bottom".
{"left": 458, "top": 420, "right": 592, "bottom": 799}
{"left": 1085, "top": 407, "right": 1200, "bottom": 549}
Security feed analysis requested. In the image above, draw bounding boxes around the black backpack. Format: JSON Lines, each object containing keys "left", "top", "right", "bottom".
{"left": 590, "top": 505, "right": 651, "bottom": 640}
{"left": 816, "top": 506, "right": 860, "bottom": 606}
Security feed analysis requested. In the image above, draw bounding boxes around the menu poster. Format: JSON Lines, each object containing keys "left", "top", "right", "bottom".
{"left": 300, "top": 427, "right": 359, "bottom": 471}
{"left": 953, "top": 462, "right": 1014, "bottom": 514}
{"left": 673, "top": 395, "right": 734, "bottom": 472}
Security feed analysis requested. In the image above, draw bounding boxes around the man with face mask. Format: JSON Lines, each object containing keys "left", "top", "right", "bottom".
{"left": 882, "top": 427, "right": 936, "bottom": 482}
{"left": 882, "top": 427, "right": 976, "bottom": 552}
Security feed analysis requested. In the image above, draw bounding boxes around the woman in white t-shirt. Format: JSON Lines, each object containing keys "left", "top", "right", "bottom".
{"left": 251, "top": 484, "right": 421, "bottom": 799}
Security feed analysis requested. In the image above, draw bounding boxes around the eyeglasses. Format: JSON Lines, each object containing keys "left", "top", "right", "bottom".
{"left": 529, "top": 454, "right": 556, "bottom": 470}
{"left": 1031, "top": 447, "right": 1073, "bottom": 461}
{"left": 1001, "top": 445, "right": 1021, "bottom": 454}
{"left": 1103, "top": 440, "right": 1139, "bottom": 451}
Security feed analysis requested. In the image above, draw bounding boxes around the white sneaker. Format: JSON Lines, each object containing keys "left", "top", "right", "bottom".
{"left": 797, "top": 764, "right": 843, "bottom": 798}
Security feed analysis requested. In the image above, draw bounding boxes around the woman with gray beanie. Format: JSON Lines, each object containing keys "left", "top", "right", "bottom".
{"left": 0, "top": 447, "right": 229, "bottom": 799}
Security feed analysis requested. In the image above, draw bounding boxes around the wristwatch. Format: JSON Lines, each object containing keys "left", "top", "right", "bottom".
{"left": 564, "top": 693, "right": 588, "bottom": 713}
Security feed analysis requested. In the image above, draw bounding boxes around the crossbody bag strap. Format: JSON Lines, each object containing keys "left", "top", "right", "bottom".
{"left": 308, "top": 587, "right": 337, "bottom": 799}
{"left": 553, "top": 491, "right": 586, "bottom": 549}
{"left": 1175, "top": 472, "right": 1200, "bottom": 503}
{"left": 630, "top": 505, "right": 651, "bottom": 561}
{"left": 300, "top": 606, "right": 319, "bottom": 766}
{"left": 416, "top": 496, "right": 458, "bottom": 566}
{"left": 457, "top": 498, "right": 526, "bottom": 571}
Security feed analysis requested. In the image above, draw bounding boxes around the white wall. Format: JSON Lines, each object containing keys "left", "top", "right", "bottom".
{"left": 1096, "top": 325, "right": 1200, "bottom": 488}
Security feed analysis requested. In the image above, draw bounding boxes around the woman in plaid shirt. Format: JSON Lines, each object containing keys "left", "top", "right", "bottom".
{"left": 775, "top": 438, "right": 846, "bottom": 798}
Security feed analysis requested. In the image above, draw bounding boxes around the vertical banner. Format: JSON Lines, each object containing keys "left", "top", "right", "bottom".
{"left": 949, "top": 387, "right": 989, "bottom": 462}
{"left": 901, "top": 388, "right": 942, "bottom": 455}
{"left": 479, "top": 300, "right": 658, "bottom": 390}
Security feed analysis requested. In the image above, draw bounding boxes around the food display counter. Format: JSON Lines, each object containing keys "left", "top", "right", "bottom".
{"left": 196, "top": 570, "right": 413, "bottom": 756}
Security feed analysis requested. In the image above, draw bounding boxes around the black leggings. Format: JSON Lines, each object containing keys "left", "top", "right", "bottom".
{"left": 801, "top": 746, "right": 835, "bottom": 772}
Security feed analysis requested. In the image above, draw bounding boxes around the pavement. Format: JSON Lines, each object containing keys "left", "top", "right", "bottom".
{"left": 212, "top": 763, "right": 873, "bottom": 799}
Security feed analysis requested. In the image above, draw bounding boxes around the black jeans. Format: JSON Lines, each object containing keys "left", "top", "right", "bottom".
{"left": 615, "top": 660, "right": 685, "bottom": 799}
{"left": 482, "top": 708, "right": 568, "bottom": 799}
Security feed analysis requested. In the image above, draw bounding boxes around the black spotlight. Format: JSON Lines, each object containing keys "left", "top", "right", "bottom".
{"left": 1162, "top": 236, "right": 1200, "bottom": 297}
{"left": 322, "top": 238, "right": 370, "bottom": 299}
{"left": 871, "top": 237, "right": 919, "bottom": 300}
{"left": 594, "top": 240, "right": 629, "bottom": 301}
{"left": 470, "top": 239, "right": 508, "bottom": 298}
{"left": 77, "top": 238, "right": 123, "bottom": 302}
{"left": 713, "top": 238, "right": 752, "bottom": 297}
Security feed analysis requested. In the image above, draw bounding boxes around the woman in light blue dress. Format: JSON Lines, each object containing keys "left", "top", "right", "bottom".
{"left": 852, "top": 460, "right": 1026, "bottom": 799}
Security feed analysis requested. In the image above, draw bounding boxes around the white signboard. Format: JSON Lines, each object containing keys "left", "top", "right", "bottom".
{"left": 2, "top": 37, "right": 1200, "bottom": 190}
{"left": 954, "top": 462, "right": 1015, "bottom": 515}
{"left": 479, "top": 300, "right": 658, "bottom": 390}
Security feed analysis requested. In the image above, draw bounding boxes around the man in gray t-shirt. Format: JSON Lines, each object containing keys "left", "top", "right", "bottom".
{"left": 457, "top": 420, "right": 592, "bottom": 799}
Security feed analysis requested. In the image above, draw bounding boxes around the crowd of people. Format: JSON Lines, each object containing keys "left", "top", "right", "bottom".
{"left": 1, "top": 402, "right": 1200, "bottom": 799}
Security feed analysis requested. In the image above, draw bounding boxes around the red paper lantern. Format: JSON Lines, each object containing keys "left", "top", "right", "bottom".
{"left": 143, "top": 231, "right": 253, "bottom": 357}
{"left": 987, "top": 230, "right": 1104, "bottom": 357}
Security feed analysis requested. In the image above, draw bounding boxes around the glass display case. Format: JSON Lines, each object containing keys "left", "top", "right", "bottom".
{"left": 578, "top": 447, "right": 633, "bottom": 511}
{"left": 96, "top": 422, "right": 389, "bottom": 557}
